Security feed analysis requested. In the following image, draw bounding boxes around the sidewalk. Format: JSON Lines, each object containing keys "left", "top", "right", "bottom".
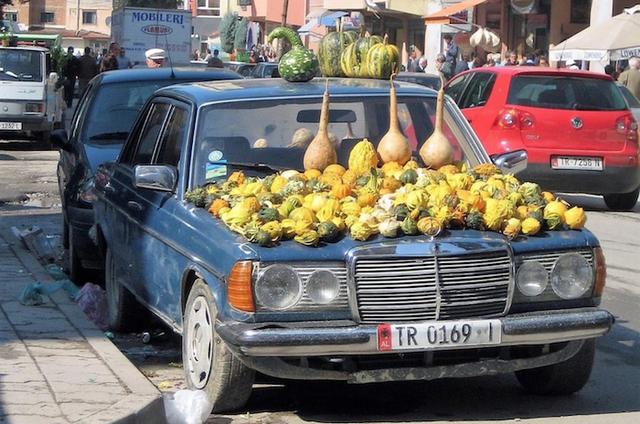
{"left": 0, "top": 220, "right": 166, "bottom": 423}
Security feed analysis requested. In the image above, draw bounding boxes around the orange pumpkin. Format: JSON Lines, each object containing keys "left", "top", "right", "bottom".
{"left": 342, "top": 169, "right": 358, "bottom": 187}
{"left": 208, "top": 198, "right": 229, "bottom": 217}
{"left": 357, "top": 193, "right": 378, "bottom": 207}
{"left": 241, "top": 196, "right": 261, "bottom": 213}
{"left": 304, "top": 169, "right": 322, "bottom": 180}
{"left": 331, "top": 183, "right": 352, "bottom": 199}
{"left": 228, "top": 171, "right": 245, "bottom": 185}
{"left": 320, "top": 173, "right": 342, "bottom": 187}
{"left": 324, "top": 163, "right": 346, "bottom": 176}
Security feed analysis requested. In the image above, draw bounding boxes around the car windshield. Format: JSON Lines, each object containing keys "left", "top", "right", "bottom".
{"left": 83, "top": 80, "right": 185, "bottom": 145}
{"left": 0, "top": 49, "right": 42, "bottom": 81}
{"left": 507, "top": 75, "right": 627, "bottom": 111}
{"left": 193, "top": 96, "right": 479, "bottom": 186}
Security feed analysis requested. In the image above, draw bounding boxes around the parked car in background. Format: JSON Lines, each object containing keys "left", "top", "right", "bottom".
{"left": 224, "top": 61, "right": 255, "bottom": 77}
{"left": 52, "top": 67, "right": 241, "bottom": 283}
{"left": 446, "top": 67, "right": 640, "bottom": 210}
{"left": 396, "top": 72, "right": 441, "bottom": 90}
{"left": 93, "top": 78, "right": 611, "bottom": 414}
{"left": 250, "top": 62, "right": 280, "bottom": 78}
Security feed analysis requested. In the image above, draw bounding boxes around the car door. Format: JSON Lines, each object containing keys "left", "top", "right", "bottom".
{"left": 103, "top": 100, "right": 172, "bottom": 298}
{"left": 128, "top": 101, "right": 193, "bottom": 316}
{"left": 454, "top": 71, "right": 497, "bottom": 140}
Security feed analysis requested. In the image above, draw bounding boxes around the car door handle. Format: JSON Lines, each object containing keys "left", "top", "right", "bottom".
{"left": 127, "top": 201, "right": 143, "bottom": 212}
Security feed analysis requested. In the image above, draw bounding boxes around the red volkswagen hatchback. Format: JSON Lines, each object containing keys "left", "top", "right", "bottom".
{"left": 445, "top": 67, "right": 640, "bottom": 210}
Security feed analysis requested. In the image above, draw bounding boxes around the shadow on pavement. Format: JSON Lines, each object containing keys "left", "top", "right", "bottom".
{"left": 558, "top": 193, "right": 640, "bottom": 213}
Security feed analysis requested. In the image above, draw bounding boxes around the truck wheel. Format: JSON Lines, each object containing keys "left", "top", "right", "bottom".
{"left": 603, "top": 188, "right": 639, "bottom": 211}
{"left": 182, "top": 279, "right": 254, "bottom": 413}
{"left": 68, "top": 226, "right": 91, "bottom": 285}
{"left": 515, "top": 339, "right": 596, "bottom": 395}
{"left": 105, "top": 248, "right": 144, "bottom": 332}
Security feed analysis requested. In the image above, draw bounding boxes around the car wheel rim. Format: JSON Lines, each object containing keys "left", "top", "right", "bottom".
{"left": 106, "top": 255, "right": 119, "bottom": 322}
{"left": 186, "top": 296, "right": 213, "bottom": 390}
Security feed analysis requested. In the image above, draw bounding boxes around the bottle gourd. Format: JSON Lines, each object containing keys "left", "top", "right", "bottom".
{"left": 377, "top": 72, "right": 412, "bottom": 165}
{"left": 303, "top": 81, "right": 338, "bottom": 171}
{"left": 419, "top": 73, "right": 454, "bottom": 169}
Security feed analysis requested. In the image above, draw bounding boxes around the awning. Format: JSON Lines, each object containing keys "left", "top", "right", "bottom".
{"left": 424, "top": 0, "right": 488, "bottom": 25}
{"left": 298, "top": 11, "right": 346, "bottom": 34}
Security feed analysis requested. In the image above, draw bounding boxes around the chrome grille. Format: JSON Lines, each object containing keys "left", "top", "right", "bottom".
{"left": 517, "top": 249, "right": 593, "bottom": 271}
{"left": 353, "top": 250, "right": 512, "bottom": 323}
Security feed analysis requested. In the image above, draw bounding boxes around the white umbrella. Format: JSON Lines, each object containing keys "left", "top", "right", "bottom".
{"left": 550, "top": 5, "right": 640, "bottom": 62}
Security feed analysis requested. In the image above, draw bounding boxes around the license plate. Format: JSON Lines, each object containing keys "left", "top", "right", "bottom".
{"left": 0, "top": 122, "right": 22, "bottom": 130}
{"left": 377, "top": 320, "right": 501, "bottom": 351}
{"left": 551, "top": 156, "right": 603, "bottom": 171}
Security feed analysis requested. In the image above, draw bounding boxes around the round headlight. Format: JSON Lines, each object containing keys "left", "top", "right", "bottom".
{"left": 516, "top": 261, "right": 548, "bottom": 297}
{"left": 306, "top": 270, "right": 340, "bottom": 304}
{"left": 255, "top": 265, "right": 301, "bottom": 310}
{"left": 551, "top": 253, "right": 593, "bottom": 299}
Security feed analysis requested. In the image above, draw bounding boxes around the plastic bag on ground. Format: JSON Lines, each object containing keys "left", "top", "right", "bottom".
{"left": 75, "top": 282, "right": 109, "bottom": 331}
{"left": 164, "top": 390, "right": 212, "bottom": 424}
{"left": 18, "top": 280, "right": 79, "bottom": 306}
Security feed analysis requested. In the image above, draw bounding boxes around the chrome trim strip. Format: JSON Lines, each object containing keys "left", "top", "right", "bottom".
{"left": 434, "top": 244, "right": 442, "bottom": 319}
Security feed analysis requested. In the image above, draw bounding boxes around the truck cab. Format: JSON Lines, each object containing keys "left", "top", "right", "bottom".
{"left": 0, "top": 46, "right": 63, "bottom": 142}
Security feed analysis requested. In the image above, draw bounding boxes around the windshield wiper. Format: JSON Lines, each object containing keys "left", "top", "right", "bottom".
{"left": 224, "top": 161, "right": 288, "bottom": 173}
{"left": 0, "top": 69, "right": 18, "bottom": 79}
{"left": 88, "top": 132, "right": 129, "bottom": 141}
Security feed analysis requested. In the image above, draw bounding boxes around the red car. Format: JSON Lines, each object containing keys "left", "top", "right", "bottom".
{"left": 445, "top": 67, "right": 640, "bottom": 210}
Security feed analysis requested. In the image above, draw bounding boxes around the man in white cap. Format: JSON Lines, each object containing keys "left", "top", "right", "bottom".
{"left": 145, "top": 48, "right": 166, "bottom": 68}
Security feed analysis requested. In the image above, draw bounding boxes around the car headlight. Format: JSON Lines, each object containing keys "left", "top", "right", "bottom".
{"left": 551, "top": 253, "right": 593, "bottom": 299}
{"left": 306, "top": 270, "right": 340, "bottom": 304}
{"left": 254, "top": 264, "right": 301, "bottom": 310}
{"left": 516, "top": 261, "right": 548, "bottom": 296}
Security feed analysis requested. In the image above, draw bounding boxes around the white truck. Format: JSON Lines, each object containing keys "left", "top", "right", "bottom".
{"left": 0, "top": 46, "right": 64, "bottom": 143}
{"left": 110, "top": 7, "right": 192, "bottom": 66}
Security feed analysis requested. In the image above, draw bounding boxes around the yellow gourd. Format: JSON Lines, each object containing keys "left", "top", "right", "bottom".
{"left": 348, "top": 139, "right": 378, "bottom": 176}
{"left": 304, "top": 169, "right": 322, "bottom": 180}
{"left": 331, "top": 183, "right": 352, "bottom": 199}
{"left": 303, "top": 80, "right": 338, "bottom": 171}
{"left": 324, "top": 164, "right": 346, "bottom": 176}
{"left": 419, "top": 73, "right": 454, "bottom": 169}
{"left": 377, "top": 73, "right": 412, "bottom": 166}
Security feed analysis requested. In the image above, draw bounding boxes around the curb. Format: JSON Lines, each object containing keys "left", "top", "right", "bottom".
{"left": 1, "top": 227, "right": 167, "bottom": 424}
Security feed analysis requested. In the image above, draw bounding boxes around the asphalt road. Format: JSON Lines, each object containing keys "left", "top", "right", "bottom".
{"left": 1, "top": 138, "right": 638, "bottom": 424}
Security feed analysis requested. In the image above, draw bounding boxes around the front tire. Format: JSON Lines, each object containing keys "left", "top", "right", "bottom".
{"left": 182, "top": 279, "right": 255, "bottom": 413}
{"left": 603, "top": 188, "right": 639, "bottom": 211}
{"left": 515, "top": 339, "right": 596, "bottom": 395}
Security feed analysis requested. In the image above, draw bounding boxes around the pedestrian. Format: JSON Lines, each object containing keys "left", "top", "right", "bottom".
{"left": 117, "top": 48, "right": 133, "bottom": 69}
{"left": 406, "top": 46, "right": 418, "bottom": 72}
{"left": 100, "top": 42, "right": 119, "bottom": 72}
{"left": 604, "top": 64, "right": 618, "bottom": 80}
{"left": 249, "top": 50, "right": 257, "bottom": 64}
{"left": 192, "top": 49, "right": 200, "bottom": 61}
{"left": 537, "top": 56, "right": 549, "bottom": 67}
{"left": 504, "top": 51, "right": 518, "bottom": 66}
{"left": 443, "top": 34, "right": 458, "bottom": 71}
{"left": 145, "top": 48, "right": 166, "bottom": 68}
{"left": 417, "top": 56, "right": 428, "bottom": 73}
{"left": 203, "top": 49, "right": 212, "bottom": 62}
{"left": 484, "top": 57, "right": 496, "bottom": 67}
{"left": 62, "top": 46, "right": 79, "bottom": 108}
{"left": 206, "top": 49, "right": 224, "bottom": 68}
{"left": 618, "top": 57, "right": 640, "bottom": 99}
{"left": 258, "top": 47, "right": 267, "bottom": 62}
{"left": 78, "top": 47, "right": 98, "bottom": 95}
{"left": 565, "top": 59, "right": 579, "bottom": 70}
{"left": 435, "top": 53, "right": 453, "bottom": 81}
{"left": 454, "top": 56, "right": 469, "bottom": 74}
{"left": 523, "top": 53, "right": 536, "bottom": 66}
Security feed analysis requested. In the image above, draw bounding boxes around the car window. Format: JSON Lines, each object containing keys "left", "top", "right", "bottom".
{"left": 507, "top": 75, "right": 627, "bottom": 111}
{"left": 132, "top": 103, "right": 171, "bottom": 165}
{"left": 156, "top": 106, "right": 190, "bottom": 167}
{"left": 445, "top": 73, "right": 472, "bottom": 103}
{"left": 70, "top": 82, "right": 95, "bottom": 142}
{"left": 459, "top": 72, "right": 496, "bottom": 109}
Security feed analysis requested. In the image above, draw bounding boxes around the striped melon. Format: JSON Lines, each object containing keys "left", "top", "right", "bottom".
{"left": 355, "top": 33, "right": 382, "bottom": 77}
{"left": 365, "top": 34, "right": 400, "bottom": 80}
{"left": 318, "top": 24, "right": 357, "bottom": 77}
{"left": 340, "top": 42, "right": 359, "bottom": 77}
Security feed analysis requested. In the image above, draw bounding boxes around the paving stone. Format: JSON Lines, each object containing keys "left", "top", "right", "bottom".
{"left": 58, "top": 402, "right": 112, "bottom": 423}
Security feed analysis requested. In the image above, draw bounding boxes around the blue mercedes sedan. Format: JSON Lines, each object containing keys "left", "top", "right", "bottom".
{"left": 92, "top": 78, "right": 613, "bottom": 414}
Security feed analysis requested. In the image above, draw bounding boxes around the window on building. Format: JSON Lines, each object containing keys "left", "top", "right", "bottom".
{"left": 197, "top": 0, "right": 221, "bottom": 17}
{"left": 40, "top": 12, "right": 55, "bottom": 24}
{"left": 570, "top": 0, "right": 591, "bottom": 24}
{"left": 3, "top": 12, "right": 18, "bottom": 22}
{"left": 82, "top": 10, "right": 97, "bottom": 25}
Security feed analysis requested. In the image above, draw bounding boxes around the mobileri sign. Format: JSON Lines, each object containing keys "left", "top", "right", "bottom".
{"left": 131, "top": 11, "right": 184, "bottom": 25}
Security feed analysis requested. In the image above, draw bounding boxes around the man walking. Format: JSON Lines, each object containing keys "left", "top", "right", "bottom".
{"left": 117, "top": 48, "right": 133, "bottom": 69}
{"left": 78, "top": 47, "right": 98, "bottom": 94}
{"left": 62, "top": 47, "right": 79, "bottom": 108}
{"left": 619, "top": 57, "right": 640, "bottom": 99}
{"left": 145, "top": 49, "right": 166, "bottom": 68}
{"left": 206, "top": 49, "right": 224, "bottom": 68}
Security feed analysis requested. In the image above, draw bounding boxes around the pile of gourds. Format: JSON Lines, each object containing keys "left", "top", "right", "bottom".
{"left": 318, "top": 24, "right": 400, "bottom": 80}
{"left": 185, "top": 144, "right": 587, "bottom": 247}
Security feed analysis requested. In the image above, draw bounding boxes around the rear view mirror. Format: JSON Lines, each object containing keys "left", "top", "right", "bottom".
{"left": 492, "top": 149, "right": 528, "bottom": 174}
{"left": 50, "top": 129, "right": 71, "bottom": 151}
{"left": 134, "top": 165, "right": 177, "bottom": 192}
{"left": 297, "top": 109, "right": 357, "bottom": 123}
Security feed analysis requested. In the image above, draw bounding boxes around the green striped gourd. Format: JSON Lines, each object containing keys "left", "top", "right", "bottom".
{"left": 340, "top": 42, "right": 360, "bottom": 77}
{"left": 354, "top": 32, "right": 382, "bottom": 77}
{"left": 267, "top": 27, "right": 319, "bottom": 82}
{"left": 318, "top": 21, "right": 357, "bottom": 77}
{"left": 365, "top": 34, "right": 401, "bottom": 80}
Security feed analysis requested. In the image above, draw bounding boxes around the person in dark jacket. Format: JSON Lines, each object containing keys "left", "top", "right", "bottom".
{"left": 206, "top": 49, "right": 224, "bottom": 68}
{"left": 78, "top": 47, "right": 98, "bottom": 94}
{"left": 443, "top": 34, "right": 458, "bottom": 71}
{"left": 62, "top": 46, "right": 80, "bottom": 108}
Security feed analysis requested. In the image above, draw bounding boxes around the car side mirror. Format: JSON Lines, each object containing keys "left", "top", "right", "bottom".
{"left": 492, "top": 149, "right": 528, "bottom": 174}
{"left": 50, "top": 129, "right": 71, "bottom": 151}
{"left": 134, "top": 165, "right": 177, "bottom": 192}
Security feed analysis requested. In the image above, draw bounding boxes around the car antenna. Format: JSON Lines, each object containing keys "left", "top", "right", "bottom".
{"left": 159, "top": 9, "right": 176, "bottom": 79}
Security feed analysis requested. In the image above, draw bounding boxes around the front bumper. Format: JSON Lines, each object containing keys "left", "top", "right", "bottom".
{"left": 216, "top": 308, "right": 613, "bottom": 357}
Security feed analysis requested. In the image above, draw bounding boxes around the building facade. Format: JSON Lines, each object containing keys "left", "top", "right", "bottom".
{"left": 184, "top": 0, "right": 235, "bottom": 57}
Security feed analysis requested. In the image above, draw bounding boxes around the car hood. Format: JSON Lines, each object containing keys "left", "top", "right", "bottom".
{"left": 83, "top": 142, "right": 125, "bottom": 174}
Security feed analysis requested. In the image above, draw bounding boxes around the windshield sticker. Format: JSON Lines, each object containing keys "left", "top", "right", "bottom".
{"left": 208, "top": 150, "right": 224, "bottom": 162}
{"left": 206, "top": 150, "right": 227, "bottom": 180}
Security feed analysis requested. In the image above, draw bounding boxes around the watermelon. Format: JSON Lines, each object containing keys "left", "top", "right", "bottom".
{"left": 355, "top": 33, "right": 382, "bottom": 77}
{"left": 340, "top": 42, "right": 359, "bottom": 78}
{"left": 318, "top": 25, "right": 357, "bottom": 77}
{"left": 267, "top": 27, "right": 319, "bottom": 82}
{"left": 365, "top": 34, "right": 401, "bottom": 80}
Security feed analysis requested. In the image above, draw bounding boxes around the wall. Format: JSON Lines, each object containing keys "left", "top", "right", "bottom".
{"left": 548, "top": 0, "right": 588, "bottom": 48}
{"left": 66, "top": 0, "right": 112, "bottom": 35}
{"left": 15, "top": 0, "right": 67, "bottom": 29}
{"left": 238, "top": 0, "right": 307, "bottom": 26}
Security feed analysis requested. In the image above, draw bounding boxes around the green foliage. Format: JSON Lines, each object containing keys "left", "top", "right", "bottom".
{"left": 234, "top": 17, "right": 248, "bottom": 50}
{"left": 219, "top": 12, "right": 237, "bottom": 54}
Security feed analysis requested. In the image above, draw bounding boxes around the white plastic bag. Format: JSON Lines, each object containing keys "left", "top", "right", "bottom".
{"left": 164, "top": 390, "right": 213, "bottom": 424}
